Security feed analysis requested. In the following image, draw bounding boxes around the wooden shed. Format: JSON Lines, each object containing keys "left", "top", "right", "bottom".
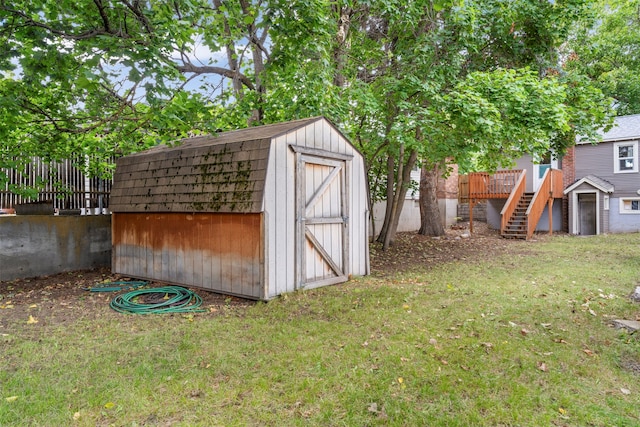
{"left": 110, "top": 117, "right": 369, "bottom": 300}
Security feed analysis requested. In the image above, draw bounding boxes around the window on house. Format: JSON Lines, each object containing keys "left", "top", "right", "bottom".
{"left": 614, "top": 141, "right": 638, "bottom": 173}
{"left": 620, "top": 198, "right": 640, "bottom": 214}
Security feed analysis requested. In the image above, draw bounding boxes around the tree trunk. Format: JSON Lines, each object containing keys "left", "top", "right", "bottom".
{"left": 418, "top": 164, "right": 445, "bottom": 236}
{"left": 376, "top": 154, "right": 395, "bottom": 243}
{"left": 377, "top": 147, "right": 418, "bottom": 250}
{"left": 332, "top": 5, "right": 352, "bottom": 87}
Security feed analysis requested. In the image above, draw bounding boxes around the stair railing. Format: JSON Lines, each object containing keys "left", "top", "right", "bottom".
{"left": 525, "top": 168, "right": 563, "bottom": 239}
{"left": 500, "top": 170, "right": 527, "bottom": 235}
{"left": 550, "top": 168, "right": 564, "bottom": 198}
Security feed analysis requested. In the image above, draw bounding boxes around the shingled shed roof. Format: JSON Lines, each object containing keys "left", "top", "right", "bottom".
{"left": 110, "top": 117, "right": 323, "bottom": 213}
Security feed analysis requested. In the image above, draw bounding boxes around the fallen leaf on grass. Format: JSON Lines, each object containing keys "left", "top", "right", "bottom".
{"left": 5, "top": 396, "right": 18, "bottom": 402}
{"left": 27, "top": 315, "right": 38, "bottom": 324}
{"left": 621, "top": 388, "right": 631, "bottom": 395}
{"left": 520, "top": 328, "right": 529, "bottom": 336}
{"left": 367, "top": 402, "right": 388, "bottom": 418}
{"left": 583, "top": 349, "right": 594, "bottom": 356}
{"left": 104, "top": 402, "right": 115, "bottom": 409}
{"left": 29, "top": 304, "right": 37, "bottom": 308}
{"left": 537, "top": 362, "right": 548, "bottom": 372}
{"left": 73, "top": 412, "right": 80, "bottom": 420}
{"left": 553, "top": 338, "right": 568, "bottom": 344}
{"left": 558, "top": 407, "right": 566, "bottom": 415}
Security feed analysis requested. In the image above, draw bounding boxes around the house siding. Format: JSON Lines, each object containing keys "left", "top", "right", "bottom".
{"left": 486, "top": 198, "right": 561, "bottom": 232}
{"left": 602, "top": 196, "right": 610, "bottom": 234}
{"left": 575, "top": 142, "right": 640, "bottom": 195}
{"left": 609, "top": 198, "right": 640, "bottom": 233}
{"left": 570, "top": 136, "right": 640, "bottom": 234}
{"left": 511, "top": 155, "right": 535, "bottom": 193}
{"left": 535, "top": 201, "right": 563, "bottom": 232}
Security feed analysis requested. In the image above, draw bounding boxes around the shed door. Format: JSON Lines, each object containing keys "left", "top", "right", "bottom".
{"left": 296, "top": 153, "right": 349, "bottom": 289}
{"left": 578, "top": 193, "right": 597, "bottom": 235}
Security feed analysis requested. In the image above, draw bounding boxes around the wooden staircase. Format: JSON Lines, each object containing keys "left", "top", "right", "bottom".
{"left": 499, "top": 168, "right": 564, "bottom": 240}
{"left": 460, "top": 168, "right": 563, "bottom": 240}
{"left": 502, "top": 193, "right": 533, "bottom": 239}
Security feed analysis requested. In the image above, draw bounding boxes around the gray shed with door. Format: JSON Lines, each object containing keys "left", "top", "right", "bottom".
{"left": 110, "top": 117, "right": 369, "bottom": 300}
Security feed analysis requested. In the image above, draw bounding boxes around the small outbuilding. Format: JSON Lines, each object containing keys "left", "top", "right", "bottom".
{"left": 110, "top": 117, "right": 369, "bottom": 300}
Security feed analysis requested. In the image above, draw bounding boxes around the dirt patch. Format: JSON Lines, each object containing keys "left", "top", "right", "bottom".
{"left": 0, "top": 269, "right": 253, "bottom": 330}
{"left": 370, "top": 222, "right": 527, "bottom": 276}
{"left": 0, "top": 222, "right": 532, "bottom": 329}
{"left": 620, "top": 354, "right": 640, "bottom": 375}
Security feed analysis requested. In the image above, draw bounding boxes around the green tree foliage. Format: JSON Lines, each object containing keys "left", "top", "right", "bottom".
{"left": 565, "top": 0, "right": 640, "bottom": 115}
{"left": 331, "top": 0, "right": 612, "bottom": 242}
{"left": 0, "top": 1, "right": 612, "bottom": 245}
{"left": 0, "top": 0, "right": 274, "bottom": 184}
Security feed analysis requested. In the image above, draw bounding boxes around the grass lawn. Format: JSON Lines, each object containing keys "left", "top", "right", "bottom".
{"left": 1, "top": 233, "right": 640, "bottom": 426}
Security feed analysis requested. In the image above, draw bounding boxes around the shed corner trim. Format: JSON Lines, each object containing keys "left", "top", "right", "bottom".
{"left": 288, "top": 144, "right": 354, "bottom": 161}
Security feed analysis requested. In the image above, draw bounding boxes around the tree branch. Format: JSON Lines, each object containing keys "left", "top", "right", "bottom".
{"left": 118, "top": 0, "right": 154, "bottom": 34}
{"left": 175, "top": 63, "right": 255, "bottom": 91}
{"left": 0, "top": 5, "right": 149, "bottom": 43}
{"left": 93, "top": 0, "right": 111, "bottom": 33}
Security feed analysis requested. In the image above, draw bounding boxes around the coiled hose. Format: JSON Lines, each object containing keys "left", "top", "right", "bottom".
{"left": 110, "top": 286, "right": 207, "bottom": 314}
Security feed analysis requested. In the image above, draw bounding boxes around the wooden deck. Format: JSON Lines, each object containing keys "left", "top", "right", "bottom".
{"left": 459, "top": 170, "right": 523, "bottom": 201}
{"left": 459, "top": 169, "right": 564, "bottom": 239}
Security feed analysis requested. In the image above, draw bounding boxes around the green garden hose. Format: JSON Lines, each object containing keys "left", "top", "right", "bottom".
{"left": 110, "top": 286, "right": 207, "bottom": 314}
{"left": 84, "top": 281, "right": 148, "bottom": 292}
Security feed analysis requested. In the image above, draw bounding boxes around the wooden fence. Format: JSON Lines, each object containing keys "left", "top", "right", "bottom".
{"left": 0, "top": 157, "right": 112, "bottom": 213}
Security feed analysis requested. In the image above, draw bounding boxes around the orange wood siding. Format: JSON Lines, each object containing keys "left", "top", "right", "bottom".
{"left": 112, "top": 212, "right": 263, "bottom": 299}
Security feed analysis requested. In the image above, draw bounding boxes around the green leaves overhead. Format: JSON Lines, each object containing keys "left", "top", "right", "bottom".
{"left": 565, "top": 0, "right": 640, "bottom": 115}
{"left": 443, "top": 69, "right": 572, "bottom": 171}
{"left": 0, "top": 0, "right": 613, "bottom": 208}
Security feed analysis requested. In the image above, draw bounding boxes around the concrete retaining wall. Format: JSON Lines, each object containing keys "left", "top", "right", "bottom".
{"left": 0, "top": 215, "right": 111, "bottom": 281}
{"left": 371, "top": 198, "right": 459, "bottom": 236}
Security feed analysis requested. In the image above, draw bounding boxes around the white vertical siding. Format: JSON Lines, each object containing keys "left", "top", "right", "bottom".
{"left": 263, "top": 134, "right": 297, "bottom": 298}
{"left": 263, "top": 118, "right": 369, "bottom": 298}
